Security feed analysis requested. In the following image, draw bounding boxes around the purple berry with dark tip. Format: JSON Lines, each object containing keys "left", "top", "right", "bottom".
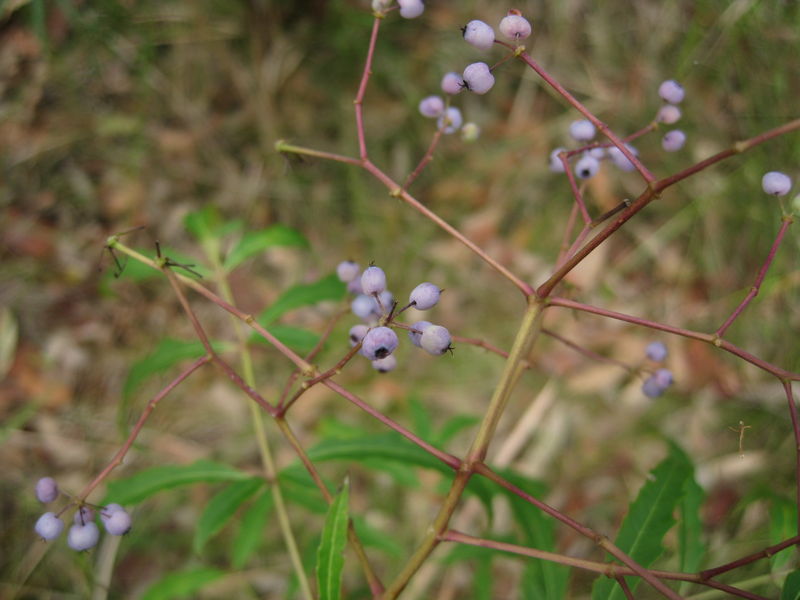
{"left": 498, "top": 11, "right": 532, "bottom": 40}
{"left": 74, "top": 506, "right": 95, "bottom": 525}
{"left": 101, "top": 507, "right": 132, "bottom": 536}
{"left": 462, "top": 20, "right": 495, "bottom": 51}
{"left": 35, "top": 477, "right": 59, "bottom": 504}
{"left": 361, "top": 266, "right": 387, "bottom": 295}
{"left": 361, "top": 327, "right": 399, "bottom": 360}
{"left": 642, "top": 375, "right": 665, "bottom": 398}
{"left": 418, "top": 95, "right": 445, "bottom": 118}
{"left": 762, "top": 172, "right": 792, "bottom": 196}
{"left": 462, "top": 62, "right": 494, "bottom": 95}
{"left": 398, "top": 0, "right": 424, "bottom": 19}
{"left": 409, "top": 282, "right": 441, "bottom": 310}
{"left": 654, "top": 368, "right": 674, "bottom": 388}
{"left": 408, "top": 321, "right": 432, "bottom": 347}
{"left": 336, "top": 261, "right": 360, "bottom": 283}
{"left": 68, "top": 522, "right": 100, "bottom": 551}
{"left": 662, "top": 129, "right": 686, "bottom": 152}
{"left": 441, "top": 72, "right": 463, "bottom": 95}
{"left": 349, "top": 324, "right": 369, "bottom": 346}
{"left": 372, "top": 355, "right": 398, "bottom": 373}
{"left": 658, "top": 79, "right": 685, "bottom": 104}
{"left": 575, "top": 155, "right": 600, "bottom": 179}
{"left": 420, "top": 325, "right": 452, "bottom": 355}
{"left": 569, "top": 119, "right": 596, "bottom": 141}
{"left": 35, "top": 512, "right": 64, "bottom": 540}
{"left": 645, "top": 341, "right": 668, "bottom": 362}
{"left": 608, "top": 144, "right": 638, "bottom": 172}
{"left": 352, "top": 295, "right": 376, "bottom": 320}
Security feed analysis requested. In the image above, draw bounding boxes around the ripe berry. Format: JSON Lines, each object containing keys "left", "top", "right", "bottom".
{"left": 656, "top": 104, "right": 681, "bottom": 124}
{"left": 461, "top": 122, "right": 480, "bottom": 142}
{"left": 397, "top": 0, "right": 424, "bottom": 19}
{"left": 374, "top": 289, "right": 394, "bottom": 314}
{"left": 361, "top": 265, "right": 387, "bottom": 295}
{"left": 608, "top": 144, "right": 638, "bottom": 172}
{"left": 654, "top": 368, "right": 674, "bottom": 388}
{"left": 462, "top": 20, "right": 495, "bottom": 51}
{"left": 361, "top": 327, "right": 399, "bottom": 360}
{"left": 641, "top": 375, "right": 665, "bottom": 398}
{"left": 645, "top": 341, "right": 668, "bottom": 362}
{"left": 347, "top": 276, "right": 364, "bottom": 295}
{"left": 462, "top": 62, "right": 495, "bottom": 95}
{"left": 35, "top": 477, "right": 59, "bottom": 504}
{"left": 548, "top": 147, "right": 567, "bottom": 173}
{"left": 420, "top": 325, "right": 452, "bottom": 355}
{"left": 352, "top": 295, "right": 378, "bottom": 320}
{"left": 588, "top": 147, "right": 605, "bottom": 159}
{"left": 349, "top": 324, "right": 369, "bottom": 346}
{"left": 437, "top": 107, "right": 463, "bottom": 134}
{"left": 418, "top": 95, "right": 445, "bottom": 118}
{"left": 372, "top": 355, "right": 398, "bottom": 373}
{"left": 74, "top": 506, "right": 95, "bottom": 525}
{"left": 658, "top": 79, "right": 685, "bottom": 104}
{"left": 35, "top": 512, "right": 64, "bottom": 540}
{"left": 441, "top": 72, "right": 463, "bottom": 95}
{"left": 574, "top": 155, "right": 600, "bottom": 179}
{"left": 101, "top": 506, "right": 132, "bottom": 536}
{"left": 762, "top": 171, "right": 792, "bottom": 196}
{"left": 661, "top": 129, "right": 686, "bottom": 152}
{"left": 336, "top": 260, "right": 360, "bottom": 283}
{"left": 409, "top": 282, "right": 441, "bottom": 310}
{"left": 68, "top": 522, "right": 100, "bottom": 551}
{"left": 408, "top": 320, "right": 432, "bottom": 347}
{"left": 498, "top": 11, "right": 532, "bottom": 40}
{"left": 569, "top": 119, "right": 596, "bottom": 142}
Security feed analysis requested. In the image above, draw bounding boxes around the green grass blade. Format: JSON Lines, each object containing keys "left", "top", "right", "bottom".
{"left": 782, "top": 570, "right": 800, "bottom": 600}
{"left": 141, "top": 567, "right": 224, "bottom": 600}
{"left": 678, "top": 468, "right": 706, "bottom": 594}
{"left": 232, "top": 488, "right": 275, "bottom": 569}
{"left": 254, "top": 273, "right": 345, "bottom": 327}
{"left": 316, "top": 480, "right": 350, "bottom": 600}
{"left": 223, "top": 225, "right": 309, "bottom": 271}
{"left": 194, "top": 478, "right": 264, "bottom": 553}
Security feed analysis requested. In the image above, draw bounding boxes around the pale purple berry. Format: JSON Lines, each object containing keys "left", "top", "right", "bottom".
{"left": 642, "top": 376, "right": 666, "bottom": 398}
{"left": 588, "top": 147, "right": 605, "bottom": 159}
{"left": 371, "top": 355, "right": 398, "bottom": 373}
{"left": 662, "top": 129, "right": 686, "bottom": 152}
{"left": 549, "top": 147, "right": 567, "bottom": 173}
{"left": 35, "top": 512, "right": 64, "bottom": 540}
{"left": 608, "top": 144, "right": 638, "bottom": 172}
{"left": 101, "top": 507, "right": 132, "bottom": 536}
{"left": 575, "top": 155, "right": 600, "bottom": 179}
{"left": 349, "top": 324, "right": 369, "bottom": 346}
{"left": 374, "top": 289, "right": 394, "bottom": 314}
{"left": 352, "top": 295, "right": 377, "bottom": 320}
{"left": 762, "top": 171, "right": 792, "bottom": 196}
{"left": 74, "top": 506, "right": 95, "bottom": 525}
{"left": 35, "top": 477, "right": 59, "bottom": 504}
{"left": 361, "top": 266, "right": 387, "bottom": 295}
{"left": 408, "top": 321, "right": 432, "bottom": 347}
{"left": 409, "top": 282, "right": 441, "bottom": 310}
{"left": 347, "top": 277, "right": 364, "bottom": 295}
{"left": 68, "top": 522, "right": 100, "bottom": 551}
{"left": 645, "top": 341, "right": 668, "bottom": 362}
{"left": 418, "top": 95, "right": 445, "bottom": 118}
{"left": 462, "top": 20, "right": 495, "bottom": 51}
{"left": 656, "top": 104, "right": 681, "bottom": 124}
{"left": 461, "top": 122, "right": 480, "bottom": 142}
{"left": 658, "top": 79, "right": 685, "bottom": 104}
{"left": 462, "top": 62, "right": 494, "bottom": 95}
{"left": 398, "top": 0, "right": 424, "bottom": 19}
{"left": 336, "top": 261, "right": 360, "bottom": 283}
{"left": 101, "top": 503, "right": 126, "bottom": 517}
{"left": 361, "top": 327, "right": 399, "bottom": 360}
{"left": 654, "top": 368, "right": 674, "bottom": 388}
{"left": 498, "top": 11, "right": 532, "bottom": 40}
{"left": 437, "top": 107, "right": 463, "bottom": 134}
{"left": 441, "top": 72, "right": 463, "bottom": 95}
{"left": 569, "top": 119, "right": 596, "bottom": 142}
{"left": 420, "top": 325, "right": 452, "bottom": 355}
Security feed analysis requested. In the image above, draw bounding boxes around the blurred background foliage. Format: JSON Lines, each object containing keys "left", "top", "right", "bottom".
{"left": 1, "top": 0, "right": 799, "bottom": 598}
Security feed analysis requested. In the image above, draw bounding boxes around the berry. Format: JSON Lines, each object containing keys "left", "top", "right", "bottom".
{"left": 408, "top": 321, "right": 432, "bottom": 347}
{"left": 437, "top": 107, "right": 463, "bottom": 134}
{"left": 361, "top": 327, "right": 399, "bottom": 360}
{"left": 641, "top": 375, "right": 666, "bottom": 398}
{"left": 569, "top": 119, "right": 596, "bottom": 142}
{"left": 409, "top": 282, "right": 441, "bottom": 310}
{"left": 462, "top": 20, "right": 495, "bottom": 51}
{"left": 418, "top": 95, "right": 445, "bottom": 118}
{"left": 374, "top": 289, "right": 394, "bottom": 314}
{"left": 372, "top": 355, "right": 398, "bottom": 373}
{"left": 574, "top": 155, "right": 600, "bottom": 179}
{"left": 645, "top": 341, "right": 668, "bottom": 362}
{"left": 397, "top": 0, "right": 424, "bottom": 19}
{"left": 462, "top": 62, "right": 495, "bottom": 95}
{"left": 588, "top": 147, "right": 605, "bottom": 159}
{"left": 654, "top": 368, "right": 674, "bottom": 388}
{"left": 336, "top": 261, "right": 360, "bottom": 283}
{"left": 441, "top": 72, "right": 463, "bottom": 95}
{"left": 352, "top": 295, "right": 377, "bottom": 320}
{"left": 762, "top": 171, "right": 792, "bottom": 196}
{"left": 35, "top": 512, "right": 64, "bottom": 540}
{"left": 548, "top": 147, "right": 567, "bottom": 173}
{"left": 67, "top": 522, "right": 100, "bottom": 551}
{"left": 361, "top": 265, "right": 387, "bottom": 295}
{"left": 608, "top": 143, "right": 638, "bottom": 172}
{"left": 347, "top": 276, "right": 364, "bottom": 295}
{"left": 662, "top": 129, "right": 686, "bottom": 152}
{"left": 498, "top": 11, "right": 532, "bottom": 40}
{"left": 420, "top": 325, "right": 452, "bottom": 355}
{"left": 656, "top": 104, "right": 681, "bottom": 124}
{"left": 74, "top": 506, "right": 95, "bottom": 525}
{"left": 101, "top": 507, "right": 132, "bottom": 536}
{"left": 658, "top": 79, "right": 685, "bottom": 104}
{"left": 349, "top": 324, "right": 369, "bottom": 346}
{"left": 35, "top": 477, "right": 59, "bottom": 504}
{"left": 461, "top": 122, "right": 480, "bottom": 142}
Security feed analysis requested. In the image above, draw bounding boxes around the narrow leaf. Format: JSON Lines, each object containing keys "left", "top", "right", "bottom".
{"left": 232, "top": 489, "right": 275, "bottom": 569}
{"left": 223, "top": 225, "right": 309, "bottom": 271}
{"left": 141, "top": 567, "right": 224, "bottom": 600}
{"left": 316, "top": 481, "right": 350, "bottom": 600}
{"left": 104, "top": 460, "right": 251, "bottom": 505}
{"left": 122, "top": 338, "right": 207, "bottom": 400}
{"left": 351, "top": 516, "right": 404, "bottom": 558}
{"left": 194, "top": 478, "right": 264, "bottom": 553}
{"left": 782, "top": 570, "right": 800, "bottom": 600}
{"left": 678, "top": 474, "right": 706, "bottom": 593}
{"left": 251, "top": 325, "right": 320, "bottom": 354}
{"left": 770, "top": 495, "right": 798, "bottom": 573}
{"left": 255, "top": 274, "right": 346, "bottom": 327}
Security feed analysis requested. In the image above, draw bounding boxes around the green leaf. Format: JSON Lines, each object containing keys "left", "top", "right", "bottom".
{"left": 141, "top": 567, "right": 224, "bottom": 600}
{"left": 474, "top": 557, "right": 494, "bottom": 600}
{"left": 194, "top": 478, "right": 264, "bottom": 553}
{"left": 104, "top": 460, "right": 252, "bottom": 505}
{"left": 770, "top": 495, "right": 798, "bottom": 573}
{"left": 351, "top": 515, "right": 404, "bottom": 558}
{"left": 678, "top": 474, "right": 706, "bottom": 594}
{"left": 279, "top": 464, "right": 329, "bottom": 514}
{"left": 223, "top": 225, "right": 309, "bottom": 271}
{"left": 251, "top": 325, "right": 320, "bottom": 355}
{"left": 122, "top": 338, "right": 208, "bottom": 400}
{"left": 184, "top": 205, "right": 227, "bottom": 242}
{"left": 232, "top": 488, "right": 275, "bottom": 569}
{"left": 316, "top": 480, "right": 350, "bottom": 600}
{"left": 306, "top": 433, "right": 443, "bottom": 472}
{"left": 591, "top": 443, "right": 693, "bottom": 600}
{"left": 254, "top": 273, "right": 346, "bottom": 327}
{"left": 435, "top": 415, "right": 480, "bottom": 446}
{"left": 781, "top": 570, "right": 800, "bottom": 600}
{"left": 408, "top": 395, "right": 433, "bottom": 441}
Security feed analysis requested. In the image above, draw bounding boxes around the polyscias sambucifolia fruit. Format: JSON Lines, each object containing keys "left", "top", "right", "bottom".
{"left": 408, "top": 321, "right": 432, "bottom": 347}
{"left": 349, "top": 324, "right": 369, "bottom": 346}
{"left": 656, "top": 104, "right": 681, "bottom": 124}
{"left": 437, "top": 107, "right": 463, "bottom": 134}
{"left": 441, "top": 72, "right": 463, "bottom": 95}
{"left": 68, "top": 522, "right": 100, "bottom": 551}
{"left": 35, "top": 512, "right": 64, "bottom": 540}
{"left": 608, "top": 144, "right": 638, "bottom": 172}
{"left": 101, "top": 504, "right": 132, "bottom": 536}
{"left": 762, "top": 171, "right": 792, "bottom": 196}
{"left": 575, "top": 155, "right": 600, "bottom": 179}
{"left": 498, "top": 10, "right": 532, "bottom": 40}
{"left": 420, "top": 325, "right": 452, "bottom": 355}
{"left": 361, "top": 265, "right": 387, "bottom": 295}
{"left": 418, "top": 96, "right": 445, "bottom": 119}
{"left": 408, "top": 282, "right": 441, "bottom": 310}
{"left": 397, "top": 0, "right": 424, "bottom": 19}
{"left": 35, "top": 477, "right": 59, "bottom": 504}
{"left": 658, "top": 79, "right": 685, "bottom": 104}
{"left": 645, "top": 341, "right": 668, "bottom": 362}
{"left": 461, "top": 62, "right": 495, "bottom": 95}
{"left": 372, "top": 354, "right": 398, "bottom": 373}
{"left": 462, "top": 20, "right": 495, "bottom": 51}
{"left": 336, "top": 260, "right": 360, "bottom": 283}
{"left": 361, "top": 327, "right": 399, "bottom": 360}
{"left": 74, "top": 505, "right": 94, "bottom": 525}
{"left": 548, "top": 148, "right": 567, "bottom": 173}
{"left": 569, "top": 119, "right": 596, "bottom": 142}
{"left": 661, "top": 130, "right": 686, "bottom": 152}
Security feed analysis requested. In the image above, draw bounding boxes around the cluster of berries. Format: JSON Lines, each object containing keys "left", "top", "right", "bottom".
{"left": 416, "top": 10, "right": 533, "bottom": 139}
{"left": 337, "top": 262, "right": 453, "bottom": 373}
{"left": 33, "top": 477, "right": 131, "bottom": 551}
{"left": 641, "top": 341, "right": 674, "bottom": 398}
{"left": 548, "top": 79, "right": 687, "bottom": 179}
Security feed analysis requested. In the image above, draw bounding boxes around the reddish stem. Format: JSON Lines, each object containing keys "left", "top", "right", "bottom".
{"left": 699, "top": 534, "right": 800, "bottom": 580}
{"left": 403, "top": 129, "right": 443, "bottom": 190}
{"left": 354, "top": 17, "right": 382, "bottom": 160}
{"left": 784, "top": 381, "right": 800, "bottom": 538}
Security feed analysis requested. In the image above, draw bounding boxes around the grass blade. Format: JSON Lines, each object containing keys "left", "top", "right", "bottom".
{"left": 316, "top": 479, "right": 350, "bottom": 600}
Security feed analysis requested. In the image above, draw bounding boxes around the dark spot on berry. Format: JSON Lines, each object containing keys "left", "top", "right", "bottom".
{"left": 375, "top": 347, "right": 389, "bottom": 359}
{"left": 580, "top": 169, "right": 590, "bottom": 178}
